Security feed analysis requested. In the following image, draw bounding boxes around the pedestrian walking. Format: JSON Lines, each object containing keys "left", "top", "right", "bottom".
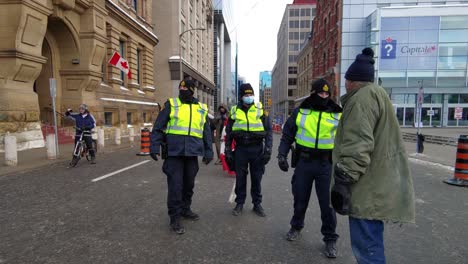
{"left": 277, "top": 78, "right": 342, "bottom": 258}
{"left": 150, "top": 79, "right": 213, "bottom": 234}
{"left": 331, "top": 48, "right": 415, "bottom": 263}
{"left": 213, "top": 104, "right": 229, "bottom": 165}
{"left": 225, "top": 83, "right": 273, "bottom": 217}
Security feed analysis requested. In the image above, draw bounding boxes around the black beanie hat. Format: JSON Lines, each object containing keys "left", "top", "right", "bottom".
{"left": 240, "top": 83, "right": 254, "bottom": 97}
{"left": 179, "top": 79, "right": 196, "bottom": 94}
{"left": 345, "top": 48, "right": 375, "bottom": 82}
{"left": 311, "top": 78, "right": 331, "bottom": 94}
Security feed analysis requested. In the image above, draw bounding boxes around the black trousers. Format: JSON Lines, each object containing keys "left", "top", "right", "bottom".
{"left": 234, "top": 144, "right": 265, "bottom": 205}
{"left": 74, "top": 133, "right": 95, "bottom": 157}
{"left": 290, "top": 158, "right": 338, "bottom": 242}
{"left": 162, "top": 156, "right": 199, "bottom": 220}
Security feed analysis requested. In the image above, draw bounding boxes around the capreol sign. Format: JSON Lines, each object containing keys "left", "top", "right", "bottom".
{"left": 381, "top": 37, "right": 437, "bottom": 59}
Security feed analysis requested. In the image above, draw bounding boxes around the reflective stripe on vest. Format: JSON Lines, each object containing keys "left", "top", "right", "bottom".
{"left": 295, "top": 109, "right": 341, "bottom": 149}
{"left": 166, "top": 98, "right": 208, "bottom": 138}
{"left": 231, "top": 102, "right": 265, "bottom": 132}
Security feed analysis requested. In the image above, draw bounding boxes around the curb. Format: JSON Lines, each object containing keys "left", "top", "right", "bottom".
{"left": 0, "top": 143, "right": 138, "bottom": 178}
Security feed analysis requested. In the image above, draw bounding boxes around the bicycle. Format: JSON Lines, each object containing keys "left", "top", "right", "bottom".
{"left": 69, "top": 127, "right": 97, "bottom": 167}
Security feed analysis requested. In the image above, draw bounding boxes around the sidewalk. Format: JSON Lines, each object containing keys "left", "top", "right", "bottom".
{"left": 400, "top": 127, "right": 467, "bottom": 139}
{"left": 0, "top": 137, "right": 140, "bottom": 177}
{"left": 1, "top": 128, "right": 461, "bottom": 177}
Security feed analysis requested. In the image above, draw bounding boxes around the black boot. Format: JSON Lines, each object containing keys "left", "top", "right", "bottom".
{"left": 324, "top": 241, "right": 337, "bottom": 258}
{"left": 253, "top": 204, "right": 266, "bottom": 217}
{"left": 285, "top": 228, "right": 301, "bottom": 241}
{"left": 181, "top": 209, "right": 200, "bottom": 221}
{"left": 232, "top": 204, "right": 243, "bottom": 216}
{"left": 170, "top": 218, "right": 185, "bottom": 235}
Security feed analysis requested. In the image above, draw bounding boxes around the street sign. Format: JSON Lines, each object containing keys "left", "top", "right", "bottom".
{"left": 49, "top": 78, "right": 56, "bottom": 98}
{"left": 427, "top": 110, "right": 434, "bottom": 116}
{"left": 454, "top": 107, "right": 463, "bottom": 120}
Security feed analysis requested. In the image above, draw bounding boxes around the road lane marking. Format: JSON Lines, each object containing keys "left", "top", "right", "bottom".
{"left": 228, "top": 181, "right": 236, "bottom": 203}
{"left": 92, "top": 160, "right": 150, "bottom": 182}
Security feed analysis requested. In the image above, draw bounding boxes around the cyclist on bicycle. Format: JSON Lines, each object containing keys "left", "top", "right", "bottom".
{"left": 65, "top": 104, "right": 96, "bottom": 164}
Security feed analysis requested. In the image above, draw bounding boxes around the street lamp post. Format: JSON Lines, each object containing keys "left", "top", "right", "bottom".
{"left": 179, "top": 28, "right": 206, "bottom": 83}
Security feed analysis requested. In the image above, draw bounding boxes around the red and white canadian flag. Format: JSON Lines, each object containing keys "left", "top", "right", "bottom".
{"left": 108, "top": 51, "right": 132, "bottom": 79}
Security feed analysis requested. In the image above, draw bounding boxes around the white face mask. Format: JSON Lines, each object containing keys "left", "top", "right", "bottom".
{"left": 242, "top": 96, "right": 254, "bottom": 105}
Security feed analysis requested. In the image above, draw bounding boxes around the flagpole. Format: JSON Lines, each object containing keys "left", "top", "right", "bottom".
{"left": 416, "top": 80, "right": 424, "bottom": 153}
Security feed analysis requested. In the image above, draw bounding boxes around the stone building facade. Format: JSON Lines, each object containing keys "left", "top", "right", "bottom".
{"left": 0, "top": 0, "right": 158, "bottom": 151}
{"left": 152, "top": 0, "right": 215, "bottom": 112}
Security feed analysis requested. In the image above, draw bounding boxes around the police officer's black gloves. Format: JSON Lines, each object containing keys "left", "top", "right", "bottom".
{"left": 277, "top": 154, "right": 289, "bottom": 172}
{"left": 150, "top": 153, "right": 159, "bottom": 161}
{"left": 65, "top": 109, "right": 72, "bottom": 116}
{"left": 262, "top": 148, "right": 271, "bottom": 165}
{"left": 331, "top": 164, "right": 355, "bottom": 215}
{"left": 202, "top": 157, "right": 212, "bottom": 165}
{"left": 225, "top": 148, "right": 234, "bottom": 170}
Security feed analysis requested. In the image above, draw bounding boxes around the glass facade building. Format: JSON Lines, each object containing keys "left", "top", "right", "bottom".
{"left": 368, "top": 5, "right": 468, "bottom": 127}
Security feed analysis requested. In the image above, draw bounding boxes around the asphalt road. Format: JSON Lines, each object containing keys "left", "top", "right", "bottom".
{"left": 1, "top": 136, "right": 467, "bottom": 264}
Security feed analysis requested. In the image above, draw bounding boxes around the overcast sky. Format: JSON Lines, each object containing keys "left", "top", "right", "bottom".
{"left": 235, "top": 0, "right": 292, "bottom": 97}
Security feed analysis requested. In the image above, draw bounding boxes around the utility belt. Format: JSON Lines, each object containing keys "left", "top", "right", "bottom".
{"left": 233, "top": 132, "right": 265, "bottom": 146}
{"left": 291, "top": 147, "right": 331, "bottom": 168}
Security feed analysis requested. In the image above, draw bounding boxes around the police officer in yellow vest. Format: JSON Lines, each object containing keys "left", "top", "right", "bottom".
{"left": 225, "top": 83, "right": 273, "bottom": 217}
{"left": 150, "top": 79, "right": 213, "bottom": 235}
{"left": 277, "top": 78, "right": 342, "bottom": 258}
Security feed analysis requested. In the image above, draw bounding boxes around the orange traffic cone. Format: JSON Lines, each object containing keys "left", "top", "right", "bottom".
{"left": 137, "top": 128, "right": 151, "bottom": 156}
{"left": 444, "top": 135, "right": 468, "bottom": 187}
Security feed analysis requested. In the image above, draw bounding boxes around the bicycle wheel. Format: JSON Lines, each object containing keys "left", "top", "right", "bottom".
{"left": 70, "top": 143, "right": 82, "bottom": 167}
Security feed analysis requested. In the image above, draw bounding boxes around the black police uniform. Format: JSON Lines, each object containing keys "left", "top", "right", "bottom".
{"left": 225, "top": 85, "right": 273, "bottom": 215}
{"left": 278, "top": 80, "right": 342, "bottom": 248}
{"left": 150, "top": 81, "right": 213, "bottom": 234}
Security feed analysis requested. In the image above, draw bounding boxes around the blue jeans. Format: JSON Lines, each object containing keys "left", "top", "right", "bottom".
{"left": 349, "top": 217, "right": 386, "bottom": 264}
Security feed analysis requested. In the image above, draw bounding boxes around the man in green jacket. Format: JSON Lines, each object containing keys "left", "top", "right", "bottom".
{"left": 331, "top": 48, "right": 415, "bottom": 264}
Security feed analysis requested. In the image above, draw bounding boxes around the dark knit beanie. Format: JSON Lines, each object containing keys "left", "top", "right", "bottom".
{"left": 345, "top": 48, "right": 375, "bottom": 82}
{"left": 311, "top": 78, "right": 331, "bottom": 94}
{"left": 179, "top": 79, "right": 196, "bottom": 94}
{"left": 240, "top": 83, "right": 254, "bottom": 97}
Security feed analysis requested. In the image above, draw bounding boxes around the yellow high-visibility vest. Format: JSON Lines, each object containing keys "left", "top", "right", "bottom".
{"left": 166, "top": 98, "right": 208, "bottom": 138}
{"left": 230, "top": 102, "right": 265, "bottom": 132}
{"left": 295, "top": 109, "right": 341, "bottom": 149}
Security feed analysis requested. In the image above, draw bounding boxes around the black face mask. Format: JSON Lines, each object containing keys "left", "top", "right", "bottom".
{"left": 309, "top": 93, "right": 330, "bottom": 109}
{"left": 179, "top": 90, "right": 193, "bottom": 102}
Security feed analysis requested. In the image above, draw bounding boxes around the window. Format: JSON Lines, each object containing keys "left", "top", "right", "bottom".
{"left": 440, "top": 29, "right": 468, "bottom": 43}
{"left": 289, "top": 44, "right": 299, "bottom": 51}
{"left": 300, "top": 20, "right": 311, "bottom": 29}
{"left": 437, "top": 71, "right": 466, "bottom": 87}
{"left": 379, "top": 71, "right": 407, "bottom": 88}
{"left": 288, "top": 89, "right": 294, "bottom": 96}
{"left": 289, "top": 9, "right": 299, "bottom": 17}
{"left": 288, "top": 67, "right": 297, "bottom": 74}
{"left": 460, "top": 94, "right": 468, "bottom": 104}
{"left": 438, "top": 56, "right": 467, "bottom": 70}
{"left": 288, "top": 55, "right": 297, "bottom": 63}
{"left": 407, "top": 71, "right": 436, "bottom": 88}
{"left": 441, "top": 16, "right": 468, "bottom": 30}
{"left": 136, "top": 49, "right": 141, "bottom": 84}
{"left": 142, "top": 112, "right": 147, "bottom": 123}
{"left": 132, "top": 0, "right": 137, "bottom": 11}
{"left": 288, "top": 78, "right": 297, "bottom": 85}
{"left": 104, "top": 112, "right": 113, "bottom": 126}
{"left": 289, "top": 20, "right": 299, "bottom": 28}
{"left": 101, "top": 57, "right": 107, "bottom": 82}
{"left": 448, "top": 94, "right": 459, "bottom": 104}
{"left": 119, "top": 40, "right": 125, "bottom": 82}
{"left": 127, "top": 112, "right": 132, "bottom": 125}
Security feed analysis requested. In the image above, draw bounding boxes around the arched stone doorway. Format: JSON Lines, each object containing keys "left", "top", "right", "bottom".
{"left": 34, "top": 17, "right": 81, "bottom": 127}
{"left": 35, "top": 38, "right": 54, "bottom": 125}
